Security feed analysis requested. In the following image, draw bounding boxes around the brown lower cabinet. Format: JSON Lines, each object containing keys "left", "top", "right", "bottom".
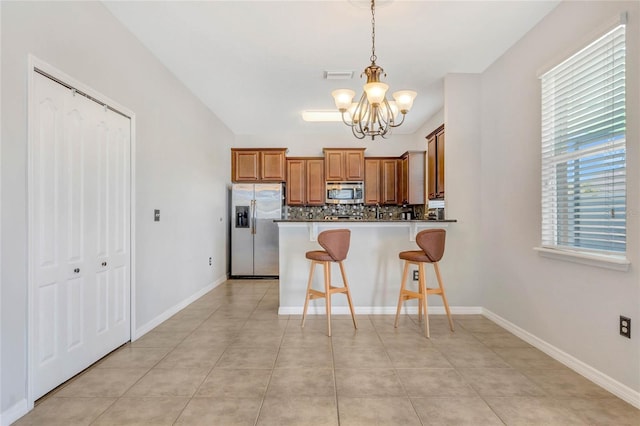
{"left": 286, "top": 158, "right": 324, "bottom": 206}
{"left": 364, "top": 158, "right": 398, "bottom": 205}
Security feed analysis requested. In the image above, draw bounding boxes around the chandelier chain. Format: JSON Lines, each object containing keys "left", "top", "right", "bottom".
{"left": 370, "top": 0, "right": 376, "bottom": 64}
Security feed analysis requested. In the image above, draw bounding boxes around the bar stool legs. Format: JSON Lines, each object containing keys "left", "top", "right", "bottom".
{"left": 301, "top": 259, "right": 357, "bottom": 337}
{"left": 339, "top": 261, "right": 358, "bottom": 330}
{"left": 394, "top": 259, "right": 454, "bottom": 338}
{"left": 434, "top": 262, "right": 455, "bottom": 332}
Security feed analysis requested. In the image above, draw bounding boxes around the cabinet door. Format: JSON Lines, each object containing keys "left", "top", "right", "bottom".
{"left": 400, "top": 156, "right": 409, "bottom": 204}
{"left": 232, "top": 150, "right": 260, "bottom": 182}
{"left": 364, "top": 159, "right": 380, "bottom": 205}
{"left": 381, "top": 159, "right": 398, "bottom": 205}
{"left": 261, "top": 150, "right": 286, "bottom": 181}
{"left": 325, "top": 151, "right": 345, "bottom": 181}
{"left": 436, "top": 129, "right": 445, "bottom": 198}
{"left": 427, "top": 136, "right": 437, "bottom": 199}
{"left": 286, "top": 159, "right": 305, "bottom": 205}
{"left": 345, "top": 150, "right": 365, "bottom": 180}
{"left": 306, "top": 159, "right": 325, "bottom": 205}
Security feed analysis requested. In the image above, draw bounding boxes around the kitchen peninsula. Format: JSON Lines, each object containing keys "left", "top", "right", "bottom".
{"left": 275, "top": 218, "right": 456, "bottom": 315}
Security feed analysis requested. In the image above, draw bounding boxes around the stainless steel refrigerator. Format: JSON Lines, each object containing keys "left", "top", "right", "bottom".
{"left": 231, "top": 183, "right": 283, "bottom": 277}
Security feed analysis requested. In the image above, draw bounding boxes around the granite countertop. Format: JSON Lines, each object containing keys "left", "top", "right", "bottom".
{"left": 274, "top": 218, "right": 457, "bottom": 223}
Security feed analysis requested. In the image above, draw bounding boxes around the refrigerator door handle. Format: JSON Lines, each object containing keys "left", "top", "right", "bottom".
{"left": 251, "top": 199, "right": 257, "bottom": 234}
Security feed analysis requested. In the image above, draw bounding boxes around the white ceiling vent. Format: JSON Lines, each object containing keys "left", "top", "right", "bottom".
{"left": 324, "top": 71, "right": 354, "bottom": 80}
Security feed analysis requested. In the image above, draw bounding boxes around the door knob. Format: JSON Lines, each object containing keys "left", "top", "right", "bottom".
{"left": 73, "top": 268, "right": 80, "bottom": 273}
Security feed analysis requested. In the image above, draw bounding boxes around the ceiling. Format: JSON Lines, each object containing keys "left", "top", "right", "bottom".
{"left": 102, "top": 0, "right": 559, "bottom": 137}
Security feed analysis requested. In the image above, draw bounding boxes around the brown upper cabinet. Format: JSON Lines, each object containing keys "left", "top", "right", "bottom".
{"left": 286, "top": 158, "right": 325, "bottom": 206}
{"left": 323, "top": 148, "right": 366, "bottom": 181}
{"left": 426, "top": 125, "right": 445, "bottom": 199}
{"left": 398, "top": 151, "right": 425, "bottom": 205}
{"left": 364, "top": 158, "right": 398, "bottom": 205}
{"left": 231, "top": 148, "right": 287, "bottom": 182}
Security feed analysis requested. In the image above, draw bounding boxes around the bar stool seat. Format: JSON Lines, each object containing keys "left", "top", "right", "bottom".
{"left": 301, "top": 229, "right": 357, "bottom": 336}
{"left": 395, "top": 228, "right": 454, "bottom": 338}
{"left": 305, "top": 250, "right": 334, "bottom": 262}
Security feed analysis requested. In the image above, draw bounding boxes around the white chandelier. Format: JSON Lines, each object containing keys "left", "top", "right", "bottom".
{"left": 332, "top": 0, "right": 416, "bottom": 140}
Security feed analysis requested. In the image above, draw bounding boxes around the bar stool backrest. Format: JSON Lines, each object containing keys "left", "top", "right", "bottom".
{"left": 416, "top": 229, "right": 446, "bottom": 262}
{"left": 318, "top": 229, "right": 351, "bottom": 261}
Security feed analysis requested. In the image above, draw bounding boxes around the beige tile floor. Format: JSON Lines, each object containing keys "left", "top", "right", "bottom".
{"left": 15, "top": 279, "right": 639, "bottom": 425}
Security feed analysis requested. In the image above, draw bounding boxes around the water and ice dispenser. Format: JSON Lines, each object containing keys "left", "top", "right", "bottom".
{"left": 235, "top": 206, "right": 249, "bottom": 228}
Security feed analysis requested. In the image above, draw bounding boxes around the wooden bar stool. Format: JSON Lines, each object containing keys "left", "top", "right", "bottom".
{"left": 301, "top": 229, "right": 357, "bottom": 336}
{"left": 394, "top": 228, "right": 454, "bottom": 338}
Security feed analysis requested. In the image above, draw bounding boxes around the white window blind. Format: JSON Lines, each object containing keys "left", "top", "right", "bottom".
{"left": 540, "top": 24, "right": 626, "bottom": 255}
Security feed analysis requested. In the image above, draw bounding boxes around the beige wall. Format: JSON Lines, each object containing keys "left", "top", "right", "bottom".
{"left": 478, "top": 0, "right": 640, "bottom": 393}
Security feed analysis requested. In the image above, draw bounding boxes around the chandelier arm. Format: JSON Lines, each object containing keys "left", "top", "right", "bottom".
{"left": 381, "top": 99, "right": 394, "bottom": 127}
{"left": 351, "top": 125, "right": 366, "bottom": 139}
{"left": 375, "top": 102, "right": 394, "bottom": 137}
{"left": 340, "top": 111, "right": 356, "bottom": 128}
{"left": 390, "top": 113, "right": 407, "bottom": 128}
{"left": 355, "top": 93, "right": 368, "bottom": 136}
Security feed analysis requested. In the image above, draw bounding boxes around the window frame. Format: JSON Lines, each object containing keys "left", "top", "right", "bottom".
{"left": 536, "top": 22, "right": 630, "bottom": 271}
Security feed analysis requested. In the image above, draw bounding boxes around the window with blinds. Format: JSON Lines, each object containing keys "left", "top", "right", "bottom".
{"left": 540, "top": 24, "right": 626, "bottom": 256}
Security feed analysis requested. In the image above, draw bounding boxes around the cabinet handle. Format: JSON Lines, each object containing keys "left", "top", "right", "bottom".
{"left": 73, "top": 268, "right": 80, "bottom": 273}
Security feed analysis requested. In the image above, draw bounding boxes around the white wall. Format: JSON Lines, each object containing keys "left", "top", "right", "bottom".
{"left": 442, "top": 75, "right": 484, "bottom": 307}
{"left": 1, "top": 0, "right": 233, "bottom": 414}
{"left": 416, "top": 108, "right": 445, "bottom": 139}
{"left": 479, "top": 0, "right": 639, "bottom": 394}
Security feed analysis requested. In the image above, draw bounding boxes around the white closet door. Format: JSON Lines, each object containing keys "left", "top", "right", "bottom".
{"left": 31, "top": 72, "right": 130, "bottom": 399}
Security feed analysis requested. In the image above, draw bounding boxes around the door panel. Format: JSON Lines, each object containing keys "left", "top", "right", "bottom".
{"left": 37, "top": 281, "right": 58, "bottom": 364}
{"left": 36, "top": 98, "right": 59, "bottom": 267}
{"left": 231, "top": 184, "right": 254, "bottom": 275}
{"left": 31, "top": 72, "right": 131, "bottom": 399}
{"left": 306, "top": 159, "right": 325, "bottom": 205}
{"left": 254, "top": 184, "right": 281, "bottom": 275}
{"left": 66, "top": 109, "right": 85, "bottom": 262}
{"left": 67, "top": 278, "right": 84, "bottom": 349}
{"left": 364, "top": 159, "right": 380, "bottom": 204}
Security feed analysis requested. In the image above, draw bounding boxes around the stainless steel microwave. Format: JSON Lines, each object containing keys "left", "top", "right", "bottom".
{"left": 326, "top": 181, "right": 364, "bottom": 204}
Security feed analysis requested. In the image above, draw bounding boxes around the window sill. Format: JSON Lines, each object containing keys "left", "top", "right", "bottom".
{"left": 533, "top": 246, "right": 630, "bottom": 272}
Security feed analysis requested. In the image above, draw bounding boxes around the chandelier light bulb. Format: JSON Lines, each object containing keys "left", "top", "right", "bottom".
{"left": 363, "top": 82, "right": 389, "bottom": 106}
{"left": 332, "top": 89, "right": 356, "bottom": 111}
{"left": 392, "top": 90, "right": 417, "bottom": 113}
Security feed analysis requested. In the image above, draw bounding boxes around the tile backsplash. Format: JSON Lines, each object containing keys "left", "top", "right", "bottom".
{"left": 285, "top": 204, "right": 427, "bottom": 220}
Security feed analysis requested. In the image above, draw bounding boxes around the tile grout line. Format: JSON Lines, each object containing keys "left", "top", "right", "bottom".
{"left": 252, "top": 281, "right": 286, "bottom": 426}
{"left": 113, "top": 292, "right": 231, "bottom": 426}
{"left": 331, "top": 324, "right": 340, "bottom": 426}
{"left": 372, "top": 314, "right": 427, "bottom": 426}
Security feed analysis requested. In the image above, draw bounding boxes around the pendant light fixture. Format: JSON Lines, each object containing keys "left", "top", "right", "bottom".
{"left": 332, "top": 0, "right": 416, "bottom": 140}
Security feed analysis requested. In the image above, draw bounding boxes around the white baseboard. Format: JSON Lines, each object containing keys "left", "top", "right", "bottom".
{"left": 1, "top": 399, "right": 28, "bottom": 426}
{"left": 482, "top": 308, "right": 640, "bottom": 410}
{"left": 278, "top": 305, "right": 483, "bottom": 316}
{"left": 132, "top": 274, "right": 226, "bottom": 340}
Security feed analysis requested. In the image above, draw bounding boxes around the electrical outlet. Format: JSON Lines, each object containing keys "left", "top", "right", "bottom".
{"left": 413, "top": 270, "right": 419, "bottom": 281}
{"left": 209, "top": 257, "right": 212, "bottom": 266}
{"left": 620, "top": 316, "right": 631, "bottom": 338}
